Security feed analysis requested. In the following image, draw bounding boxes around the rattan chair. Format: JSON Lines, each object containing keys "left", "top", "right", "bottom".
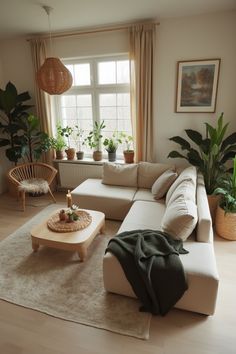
{"left": 8, "top": 162, "right": 58, "bottom": 211}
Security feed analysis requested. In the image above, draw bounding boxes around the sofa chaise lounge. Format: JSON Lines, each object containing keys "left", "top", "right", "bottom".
{"left": 71, "top": 162, "right": 219, "bottom": 315}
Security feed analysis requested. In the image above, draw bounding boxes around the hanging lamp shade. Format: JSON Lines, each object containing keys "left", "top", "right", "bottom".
{"left": 36, "top": 57, "right": 73, "bottom": 95}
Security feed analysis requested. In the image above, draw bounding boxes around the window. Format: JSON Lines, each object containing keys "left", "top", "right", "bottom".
{"left": 54, "top": 55, "right": 132, "bottom": 156}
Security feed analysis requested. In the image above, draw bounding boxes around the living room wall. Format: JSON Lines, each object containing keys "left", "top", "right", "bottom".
{"left": 0, "top": 10, "right": 235, "bottom": 193}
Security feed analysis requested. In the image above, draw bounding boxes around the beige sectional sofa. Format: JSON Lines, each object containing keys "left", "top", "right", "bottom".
{"left": 71, "top": 162, "right": 219, "bottom": 315}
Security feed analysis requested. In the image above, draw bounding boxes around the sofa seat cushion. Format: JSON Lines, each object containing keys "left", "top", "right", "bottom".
{"left": 118, "top": 200, "right": 166, "bottom": 233}
{"left": 103, "top": 241, "right": 219, "bottom": 315}
{"left": 71, "top": 178, "right": 137, "bottom": 220}
{"left": 133, "top": 188, "right": 157, "bottom": 203}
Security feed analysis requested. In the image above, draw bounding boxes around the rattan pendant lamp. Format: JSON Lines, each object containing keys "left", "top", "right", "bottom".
{"left": 36, "top": 6, "right": 73, "bottom": 95}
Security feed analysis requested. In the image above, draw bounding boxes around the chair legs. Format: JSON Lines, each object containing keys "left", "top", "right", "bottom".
{"left": 48, "top": 187, "right": 57, "bottom": 203}
{"left": 20, "top": 190, "right": 26, "bottom": 212}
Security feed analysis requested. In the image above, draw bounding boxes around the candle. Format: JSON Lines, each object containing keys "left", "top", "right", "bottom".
{"left": 66, "top": 190, "right": 72, "bottom": 208}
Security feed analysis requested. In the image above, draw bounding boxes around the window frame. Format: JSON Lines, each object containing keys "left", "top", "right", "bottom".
{"left": 54, "top": 54, "right": 131, "bottom": 157}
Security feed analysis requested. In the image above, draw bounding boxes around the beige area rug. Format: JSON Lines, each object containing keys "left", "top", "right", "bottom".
{"left": 0, "top": 204, "right": 151, "bottom": 339}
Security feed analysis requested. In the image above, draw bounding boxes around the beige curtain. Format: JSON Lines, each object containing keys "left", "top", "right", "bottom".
{"left": 30, "top": 39, "right": 53, "bottom": 164}
{"left": 129, "top": 24, "right": 156, "bottom": 162}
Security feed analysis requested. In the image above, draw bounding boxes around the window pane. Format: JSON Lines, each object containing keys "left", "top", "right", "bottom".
{"left": 118, "top": 107, "right": 130, "bottom": 119}
{"left": 100, "top": 107, "right": 117, "bottom": 120}
{"left": 117, "top": 93, "right": 130, "bottom": 106}
{"left": 77, "top": 107, "right": 93, "bottom": 120}
{"left": 103, "top": 120, "right": 118, "bottom": 132}
{"left": 99, "top": 94, "right": 116, "bottom": 106}
{"left": 98, "top": 61, "right": 116, "bottom": 84}
{"left": 62, "top": 107, "right": 77, "bottom": 120}
{"left": 65, "top": 65, "right": 74, "bottom": 85}
{"left": 61, "top": 95, "right": 76, "bottom": 107}
{"left": 74, "top": 63, "right": 91, "bottom": 86}
{"left": 77, "top": 94, "right": 92, "bottom": 106}
{"left": 117, "top": 60, "right": 130, "bottom": 83}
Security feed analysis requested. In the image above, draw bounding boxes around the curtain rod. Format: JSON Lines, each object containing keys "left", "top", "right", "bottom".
{"left": 27, "top": 21, "right": 159, "bottom": 41}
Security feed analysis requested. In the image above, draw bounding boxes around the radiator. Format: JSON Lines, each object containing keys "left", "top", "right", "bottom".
{"left": 58, "top": 162, "right": 103, "bottom": 189}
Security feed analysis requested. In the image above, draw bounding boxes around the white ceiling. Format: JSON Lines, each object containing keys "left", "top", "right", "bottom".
{"left": 0, "top": 0, "right": 236, "bottom": 38}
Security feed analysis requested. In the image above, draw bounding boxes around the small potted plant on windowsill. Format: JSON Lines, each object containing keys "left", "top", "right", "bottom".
{"left": 60, "top": 125, "right": 75, "bottom": 160}
{"left": 103, "top": 132, "right": 122, "bottom": 162}
{"left": 84, "top": 120, "right": 105, "bottom": 161}
{"left": 74, "top": 124, "right": 84, "bottom": 160}
{"left": 120, "top": 132, "right": 134, "bottom": 164}
{"left": 44, "top": 126, "right": 67, "bottom": 159}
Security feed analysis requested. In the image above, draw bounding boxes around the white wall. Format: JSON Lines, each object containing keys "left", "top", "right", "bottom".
{"left": 154, "top": 11, "right": 236, "bottom": 165}
{"left": 0, "top": 11, "right": 236, "bottom": 192}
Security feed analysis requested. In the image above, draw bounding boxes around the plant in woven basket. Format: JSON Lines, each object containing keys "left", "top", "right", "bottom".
{"left": 214, "top": 157, "right": 236, "bottom": 213}
{"left": 168, "top": 113, "right": 236, "bottom": 195}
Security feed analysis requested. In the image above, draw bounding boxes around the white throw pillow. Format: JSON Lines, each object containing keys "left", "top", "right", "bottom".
{"left": 166, "top": 166, "right": 197, "bottom": 205}
{"left": 138, "top": 162, "right": 175, "bottom": 189}
{"left": 151, "top": 170, "right": 178, "bottom": 199}
{"left": 102, "top": 162, "right": 138, "bottom": 187}
{"left": 161, "top": 195, "right": 198, "bottom": 241}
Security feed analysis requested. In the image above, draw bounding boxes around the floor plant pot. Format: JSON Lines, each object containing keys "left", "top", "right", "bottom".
{"left": 123, "top": 150, "right": 134, "bottom": 164}
{"left": 93, "top": 151, "right": 103, "bottom": 161}
{"left": 108, "top": 151, "right": 116, "bottom": 162}
{"left": 215, "top": 205, "right": 236, "bottom": 240}
{"left": 65, "top": 148, "right": 76, "bottom": 160}
{"left": 76, "top": 151, "right": 84, "bottom": 160}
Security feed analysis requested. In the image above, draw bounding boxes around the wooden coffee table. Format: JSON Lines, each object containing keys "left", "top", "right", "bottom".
{"left": 31, "top": 209, "right": 105, "bottom": 261}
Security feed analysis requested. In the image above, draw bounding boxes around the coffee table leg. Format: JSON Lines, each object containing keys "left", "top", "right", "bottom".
{"left": 32, "top": 240, "right": 39, "bottom": 252}
{"left": 78, "top": 247, "right": 87, "bottom": 262}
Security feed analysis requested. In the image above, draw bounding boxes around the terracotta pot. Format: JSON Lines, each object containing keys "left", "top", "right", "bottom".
{"left": 123, "top": 150, "right": 134, "bottom": 164}
{"left": 207, "top": 194, "right": 220, "bottom": 225}
{"left": 56, "top": 150, "right": 64, "bottom": 160}
{"left": 65, "top": 148, "right": 76, "bottom": 160}
{"left": 215, "top": 205, "right": 236, "bottom": 240}
{"left": 93, "top": 151, "right": 103, "bottom": 161}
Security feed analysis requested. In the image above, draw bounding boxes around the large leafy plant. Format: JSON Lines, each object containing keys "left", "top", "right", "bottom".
{"left": 0, "top": 82, "right": 32, "bottom": 163}
{"left": 214, "top": 157, "right": 236, "bottom": 213}
{"left": 168, "top": 113, "right": 236, "bottom": 194}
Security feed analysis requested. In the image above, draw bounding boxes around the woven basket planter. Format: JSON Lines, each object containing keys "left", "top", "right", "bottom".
{"left": 215, "top": 205, "right": 236, "bottom": 240}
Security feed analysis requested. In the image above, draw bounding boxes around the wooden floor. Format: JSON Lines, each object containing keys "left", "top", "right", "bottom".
{"left": 0, "top": 192, "right": 235, "bottom": 354}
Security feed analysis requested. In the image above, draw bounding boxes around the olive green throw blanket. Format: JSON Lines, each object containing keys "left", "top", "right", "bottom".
{"left": 106, "top": 229, "right": 189, "bottom": 316}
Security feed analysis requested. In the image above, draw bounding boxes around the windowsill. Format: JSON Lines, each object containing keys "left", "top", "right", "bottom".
{"left": 53, "top": 157, "right": 125, "bottom": 165}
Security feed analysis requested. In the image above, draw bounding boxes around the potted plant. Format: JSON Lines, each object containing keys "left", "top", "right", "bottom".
{"left": 167, "top": 112, "right": 236, "bottom": 220}
{"left": 103, "top": 132, "right": 122, "bottom": 162}
{"left": 214, "top": 156, "right": 236, "bottom": 240}
{"left": 74, "top": 124, "right": 84, "bottom": 160}
{"left": 84, "top": 120, "right": 105, "bottom": 161}
{"left": 120, "top": 132, "right": 134, "bottom": 163}
{"left": 60, "top": 125, "right": 75, "bottom": 160}
{"left": 0, "top": 81, "right": 33, "bottom": 164}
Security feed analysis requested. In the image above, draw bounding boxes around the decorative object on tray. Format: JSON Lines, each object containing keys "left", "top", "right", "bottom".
{"left": 47, "top": 206, "right": 92, "bottom": 232}
{"left": 66, "top": 189, "right": 72, "bottom": 207}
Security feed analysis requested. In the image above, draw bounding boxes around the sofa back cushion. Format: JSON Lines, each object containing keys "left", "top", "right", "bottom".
{"left": 161, "top": 195, "right": 198, "bottom": 241}
{"left": 138, "top": 162, "right": 175, "bottom": 189}
{"left": 166, "top": 166, "right": 197, "bottom": 205}
{"left": 151, "top": 170, "right": 178, "bottom": 199}
{"left": 102, "top": 162, "right": 138, "bottom": 187}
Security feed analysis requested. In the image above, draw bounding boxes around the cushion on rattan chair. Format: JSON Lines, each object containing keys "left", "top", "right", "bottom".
{"left": 18, "top": 178, "right": 49, "bottom": 194}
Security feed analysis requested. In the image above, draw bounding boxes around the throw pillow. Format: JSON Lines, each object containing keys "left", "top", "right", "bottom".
{"left": 138, "top": 162, "right": 175, "bottom": 189}
{"left": 151, "top": 170, "right": 178, "bottom": 199}
{"left": 161, "top": 195, "right": 198, "bottom": 241}
{"left": 165, "top": 166, "right": 197, "bottom": 205}
{"left": 102, "top": 162, "right": 138, "bottom": 187}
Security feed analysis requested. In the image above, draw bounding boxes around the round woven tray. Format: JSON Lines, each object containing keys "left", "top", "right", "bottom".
{"left": 47, "top": 210, "right": 92, "bottom": 233}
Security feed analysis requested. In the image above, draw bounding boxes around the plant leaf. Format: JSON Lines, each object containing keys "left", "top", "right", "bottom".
{"left": 169, "top": 136, "right": 191, "bottom": 150}
{"left": 185, "top": 129, "right": 203, "bottom": 146}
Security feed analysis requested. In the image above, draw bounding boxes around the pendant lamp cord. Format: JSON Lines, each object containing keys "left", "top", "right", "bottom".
{"left": 43, "top": 6, "right": 53, "bottom": 56}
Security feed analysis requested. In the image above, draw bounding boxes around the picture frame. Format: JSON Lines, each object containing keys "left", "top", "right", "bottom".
{"left": 175, "top": 59, "right": 221, "bottom": 113}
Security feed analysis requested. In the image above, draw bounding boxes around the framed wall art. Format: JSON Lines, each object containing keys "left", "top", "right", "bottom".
{"left": 176, "top": 59, "right": 221, "bottom": 113}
